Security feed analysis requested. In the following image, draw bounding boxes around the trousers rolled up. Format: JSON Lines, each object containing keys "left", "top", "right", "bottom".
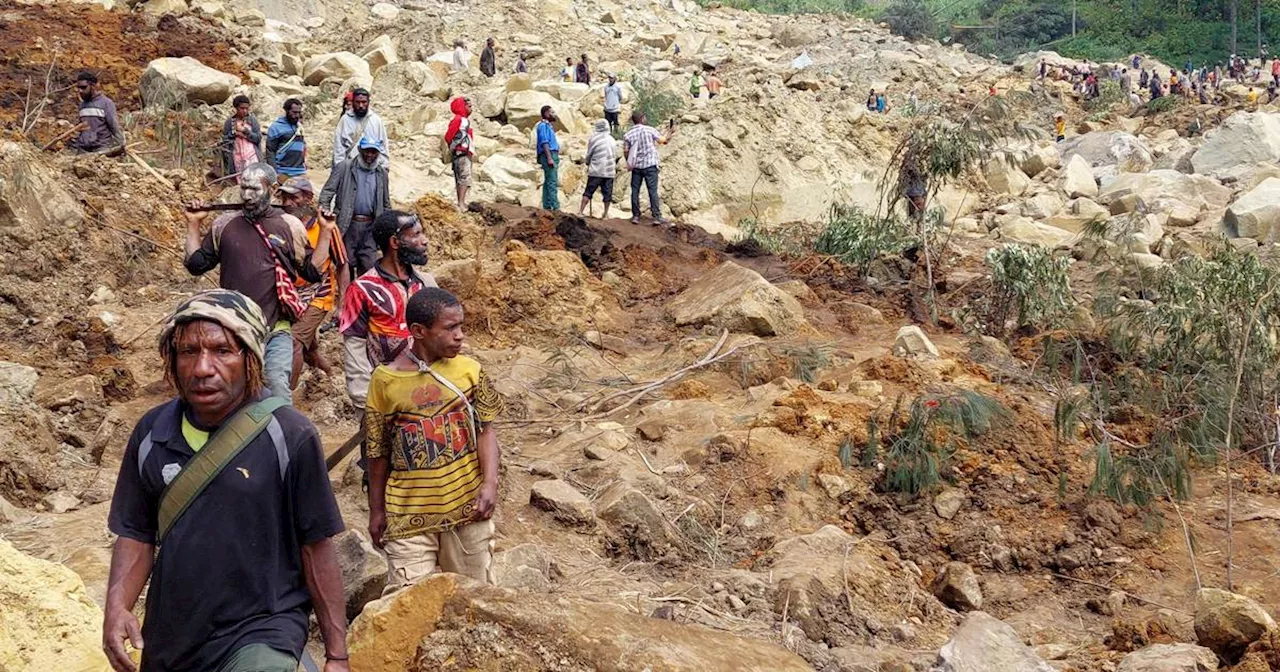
{"left": 630, "top": 165, "right": 661, "bottom": 220}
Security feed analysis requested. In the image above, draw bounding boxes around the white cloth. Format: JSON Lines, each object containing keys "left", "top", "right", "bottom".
{"left": 585, "top": 131, "right": 616, "bottom": 178}
{"left": 332, "top": 110, "right": 389, "bottom": 168}
{"left": 343, "top": 335, "right": 374, "bottom": 406}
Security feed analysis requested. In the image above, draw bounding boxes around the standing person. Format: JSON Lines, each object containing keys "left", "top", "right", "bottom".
{"left": 479, "top": 37, "right": 496, "bottom": 78}
{"left": 536, "top": 106, "right": 561, "bottom": 211}
{"left": 1120, "top": 67, "right": 1132, "bottom": 94}
{"left": 103, "top": 290, "right": 349, "bottom": 672}
{"left": 624, "top": 111, "right": 673, "bottom": 226}
{"left": 706, "top": 69, "right": 723, "bottom": 98}
{"left": 1054, "top": 113, "right": 1066, "bottom": 142}
{"left": 1271, "top": 57, "right": 1280, "bottom": 86}
{"left": 1038, "top": 59, "right": 1047, "bottom": 80}
{"left": 278, "top": 177, "right": 346, "bottom": 387}
{"left": 562, "top": 57, "right": 576, "bottom": 82}
{"left": 366, "top": 288, "right": 503, "bottom": 589}
{"left": 689, "top": 69, "right": 704, "bottom": 99}
{"left": 319, "top": 138, "right": 390, "bottom": 278}
{"left": 515, "top": 50, "right": 528, "bottom": 74}
{"left": 452, "top": 39, "right": 469, "bottom": 72}
{"left": 1139, "top": 68, "right": 1150, "bottom": 89}
{"left": 579, "top": 120, "right": 616, "bottom": 219}
{"left": 332, "top": 88, "right": 388, "bottom": 169}
{"left": 866, "top": 88, "right": 877, "bottom": 111}
{"left": 1248, "top": 86, "right": 1260, "bottom": 107}
{"left": 220, "top": 95, "right": 262, "bottom": 179}
{"left": 575, "top": 53, "right": 591, "bottom": 86}
{"left": 602, "top": 74, "right": 623, "bottom": 134}
{"left": 265, "top": 98, "right": 308, "bottom": 180}
{"left": 68, "top": 71, "right": 123, "bottom": 154}
{"left": 183, "top": 163, "right": 334, "bottom": 400}
{"left": 339, "top": 210, "right": 436, "bottom": 436}
{"left": 876, "top": 90, "right": 887, "bottom": 113}
{"left": 444, "top": 97, "right": 475, "bottom": 211}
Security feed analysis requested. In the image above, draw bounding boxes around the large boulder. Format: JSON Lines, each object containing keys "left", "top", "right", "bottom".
{"left": 473, "top": 87, "right": 507, "bottom": 119}
{"left": 1117, "top": 643, "right": 1219, "bottom": 672}
{"left": 1191, "top": 112, "right": 1280, "bottom": 178}
{"left": 529, "top": 479, "right": 594, "bottom": 525}
{"left": 1194, "top": 588, "right": 1276, "bottom": 663}
{"left": 0, "top": 362, "right": 39, "bottom": 411}
{"left": 635, "top": 29, "right": 678, "bottom": 50}
{"left": 934, "top": 611, "right": 1056, "bottom": 672}
{"left": 0, "top": 142, "right": 83, "bottom": 234}
{"left": 594, "top": 484, "right": 683, "bottom": 561}
{"left": 478, "top": 154, "right": 540, "bottom": 191}
{"left": 1060, "top": 131, "right": 1153, "bottom": 173}
{"left": 372, "top": 61, "right": 446, "bottom": 100}
{"left": 533, "top": 80, "right": 591, "bottom": 102}
{"left": 139, "top": 56, "right": 239, "bottom": 106}
{"left": 999, "top": 218, "right": 1076, "bottom": 247}
{"left": 360, "top": 35, "right": 398, "bottom": 74}
{"left": 1020, "top": 142, "right": 1061, "bottom": 177}
{"left": 931, "top": 562, "right": 983, "bottom": 611}
{"left": 1061, "top": 154, "right": 1098, "bottom": 198}
{"left": 504, "top": 89, "right": 559, "bottom": 130}
{"left": 0, "top": 539, "right": 110, "bottom": 672}
{"left": 1224, "top": 177, "right": 1280, "bottom": 241}
{"left": 348, "top": 573, "right": 813, "bottom": 672}
{"left": 1097, "top": 170, "right": 1231, "bottom": 224}
{"left": 983, "top": 158, "right": 1030, "bottom": 196}
{"left": 302, "top": 51, "right": 371, "bottom": 86}
{"left": 334, "top": 530, "right": 387, "bottom": 620}
{"left": 666, "top": 261, "right": 806, "bottom": 336}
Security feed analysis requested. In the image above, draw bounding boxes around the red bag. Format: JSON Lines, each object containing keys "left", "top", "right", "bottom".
{"left": 251, "top": 219, "right": 309, "bottom": 321}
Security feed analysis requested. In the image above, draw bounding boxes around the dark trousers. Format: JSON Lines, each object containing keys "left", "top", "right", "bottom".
{"left": 344, "top": 216, "right": 377, "bottom": 276}
{"left": 605, "top": 110, "right": 619, "bottom": 134}
{"left": 630, "top": 166, "right": 661, "bottom": 220}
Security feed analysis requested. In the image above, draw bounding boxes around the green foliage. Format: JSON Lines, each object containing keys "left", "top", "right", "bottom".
{"left": 1146, "top": 95, "right": 1180, "bottom": 115}
{"left": 1089, "top": 435, "right": 1191, "bottom": 509}
{"left": 967, "top": 243, "right": 1074, "bottom": 337}
{"left": 814, "top": 204, "right": 919, "bottom": 276}
{"left": 839, "top": 435, "right": 856, "bottom": 469}
{"left": 735, "top": 217, "right": 816, "bottom": 257}
{"left": 881, "top": 0, "right": 937, "bottom": 40}
{"left": 781, "top": 342, "right": 834, "bottom": 383}
{"left": 698, "top": 0, "right": 863, "bottom": 14}
{"left": 1084, "top": 81, "right": 1125, "bottom": 118}
{"left": 630, "top": 74, "right": 684, "bottom": 129}
{"left": 878, "top": 390, "right": 1010, "bottom": 496}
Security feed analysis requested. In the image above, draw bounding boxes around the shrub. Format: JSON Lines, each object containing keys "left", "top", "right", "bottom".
{"left": 970, "top": 243, "right": 1074, "bottom": 337}
{"left": 875, "top": 390, "right": 1010, "bottom": 496}
{"left": 881, "top": 0, "right": 935, "bottom": 40}
{"left": 630, "top": 74, "right": 684, "bottom": 129}
{"left": 814, "top": 204, "right": 919, "bottom": 276}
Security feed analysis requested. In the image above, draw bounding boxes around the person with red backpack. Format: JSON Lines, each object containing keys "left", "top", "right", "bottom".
{"left": 444, "top": 97, "right": 475, "bottom": 211}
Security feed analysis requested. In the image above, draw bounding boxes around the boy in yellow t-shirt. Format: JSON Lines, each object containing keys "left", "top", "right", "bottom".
{"left": 365, "top": 287, "right": 504, "bottom": 589}
{"left": 1054, "top": 113, "right": 1066, "bottom": 142}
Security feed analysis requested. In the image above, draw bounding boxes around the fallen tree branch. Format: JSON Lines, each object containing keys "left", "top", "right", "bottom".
{"left": 1050, "top": 573, "right": 1188, "bottom": 615}
{"left": 582, "top": 329, "right": 730, "bottom": 415}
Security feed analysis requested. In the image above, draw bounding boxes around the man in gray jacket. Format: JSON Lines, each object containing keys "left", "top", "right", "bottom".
{"left": 319, "top": 137, "right": 389, "bottom": 277}
{"left": 578, "top": 120, "right": 616, "bottom": 219}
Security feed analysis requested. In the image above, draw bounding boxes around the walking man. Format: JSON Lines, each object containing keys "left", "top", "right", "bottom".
{"left": 624, "top": 111, "right": 672, "bottom": 226}
{"left": 103, "top": 289, "right": 348, "bottom": 672}
{"left": 480, "top": 37, "right": 496, "bottom": 78}
{"left": 452, "top": 39, "right": 470, "bottom": 73}
{"left": 576, "top": 53, "right": 591, "bottom": 86}
{"left": 265, "top": 98, "right": 308, "bottom": 179}
{"left": 366, "top": 287, "right": 503, "bottom": 589}
{"left": 319, "top": 137, "right": 390, "bottom": 277}
{"left": 332, "top": 88, "right": 388, "bottom": 168}
{"left": 278, "top": 177, "right": 347, "bottom": 387}
{"left": 603, "top": 74, "right": 623, "bottom": 134}
{"left": 444, "top": 97, "right": 475, "bottom": 210}
{"left": 184, "top": 163, "right": 335, "bottom": 399}
{"left": 69, "top": 71, "right": 123, "bottom": 154}
{"left": 579, "top": 119, "right": 616, "bottom": 219}
{"left": 536, "top": 105, "right": 561, "bottom": 210}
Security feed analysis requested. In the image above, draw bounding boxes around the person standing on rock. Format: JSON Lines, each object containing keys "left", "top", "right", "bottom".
{"left": 536, "top": 105, "right": 561, "bottom": 210}
{"left": 706, "top": 69, "right": 723, "bottom": 98}
{"left": 445, "top": 97, "right": 475, "bottom": 210}
{"left": 480, "top": 37, "right": 497, "bottom": 78}
{"left": 1120, "top": 67, "right": 1132, "bottom": 94}
{"left": 1138, "top": 68, "right": 1149, "bottom": 89}
{"left": 319, "top": 137, "right": 390, "bottom": 277}
{"left": 576, "top": 53, "right": 592, "bottom": 86}
{"left": 365, "top": 287, "right": 504, "bottom": 589}
{"left": 603, "top": 74, "right": 623, "bottom": 134}
{"left": 278, "top": 177, "right": 346, "bottom": 388}
{"left": 1038, "top": 59, "right": 1047, "bottom": 80}
{"left": 103, "top": 289, "right": 349, "bottom": 672}
{"left": 689, "top": 69, "right": 704, "bottom": 99}
{"left": 332, "top": 88, "right": 388, "bottom": 169}
{"left": 515, "top": 50, "right": 529, "bottom": 74}
{"left": 184, "top": 163, "right": 335, "bottom": 400}
{"left": 1054, "top": 113, "right": 1066, "bottom": 142}
{"left": 220, "top": 95, "right": 262, "bottom": 179}
{"left": 579, "top": 119, "right": 616, "bottom": 219}
{"left": 876, "top": 90, "right": 887, "bottom": 113}
{"left": 624, "top": 111, "right": 673, "bottom": 227}
{"left": 68, "top": 71, "right": 123, "bottom": 154}
{"left": 266, "top": 98, "right": 308, "bottom": 180}
{"left": 562, "top": 57, "right": 576, "bottom": 82}
{"left": 866, "top": 88, "right": 877, "bottom": 112}
{"left": 452, "top": 39, "right": 470, "bottom": 73}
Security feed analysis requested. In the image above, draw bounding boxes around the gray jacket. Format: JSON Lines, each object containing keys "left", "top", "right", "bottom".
{"left": 317, "top": 158, "right": 390, "bottom": 235}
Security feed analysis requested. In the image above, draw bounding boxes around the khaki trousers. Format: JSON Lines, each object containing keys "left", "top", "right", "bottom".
{"left": 382, "top": 519, "right": 495, "bottom": 593}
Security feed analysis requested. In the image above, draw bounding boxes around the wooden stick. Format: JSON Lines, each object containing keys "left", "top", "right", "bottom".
{"left": 1050, "top": 573, "right": 1189, "bottom": 614}
{"left": 583, "top": 330, "right": 732, "bottom": 416}
{"left": 41, "top": 123, "right": 86, "bottom": 151}
{"left": 127, "top": 150, "right": 175, "bottom": 191}
{"left": 122, "top": 313, "right": 170, "bottom": 346}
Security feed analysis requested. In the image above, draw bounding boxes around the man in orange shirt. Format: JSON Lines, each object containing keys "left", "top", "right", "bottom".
{"left": 279, "top": 177, "right": 347, "bottom": 387}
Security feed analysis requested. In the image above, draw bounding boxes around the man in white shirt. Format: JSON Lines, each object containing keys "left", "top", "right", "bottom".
{"left": 332, "top": 89, "right": 388, "bottom": 169}
{"left": 603, "top": 74, "right": 623, "bottom": 135}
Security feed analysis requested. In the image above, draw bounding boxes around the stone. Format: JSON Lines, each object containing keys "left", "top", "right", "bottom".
{"left": 1020, "top": 142, "right": 1061, "bottom": 177}
{"left": 738, "top": 509, "right": 764, "bottom": 530}
{"left": 816, "top": 473, "right": 850, "bottom": 499}
{"left": 933, "top": 487, "right": 966, "bottom": 520}
{"left": 1131, "top": 253, "right": 1165, "bottom": 269}
{"left": 637, "top": 419, "right": 665, "bottom": 442}
{"left": 492, "top": 544, "right": 553, "bottom": 592}
{"left": 1060, "top": 131, "right": 1154, "bottom": 173}
{"left": 1117, "top": 643, "right": 1219, "bottom": 672}
{"left": 893, "top": 325, "right": 939, "bottom": 359}
{"left": 635, "top": 30, "right": 678, "bottom": 50}
{"left": 302, "top": 51, "right": 372, "bottom": 86}
{"left": 1194, "top": 588, "right": 1276, "bottom": 663}
{"left": 1000, "top": 218, "right": 1076, "bottom": 247}
{"left": 34, "top": 374, "right": 102, "bottom": 410}
{"left": 786, "top": 71, "right": 823, "bottom": 91}
{"left": 373, "top": 62, "right": 446, "bottom": 101}
{"left": 931, "top": 561, "right": 983, "bottom": 611}
{"left": 594, "top": 484, "right": 682, "bottom": 560}
{"left": 1021, "top": 193, "right": 1064, "bottom": 220}
{"left": 248, "top": 71, "right": 308, "bottom": 96}
{"left": 0, "top": 362, "right": 39, "bottom": 411}
{"left": 1061, "top": 154, "right": 1098, "bottom": 198}
{"left": 1097, "top": 170, "right": 1230, "bottom": 217}
{"left": 473, "top": 87, "right": 507, "bottom": 119}
{"left": 42, "top": 490, "right": 79, "bottom": 514}
{"left": 984, "top": 158, "right": 1031, "bottom": 196}
{"left": 360, "top": 35, "right": 398, "bottom": 74}
{"left": 666, "top": 261, "right": 807, "bottom": 337}
{"left": 533, "top": 81, "right": 591, "bottom": 102}
{"left": 231, "top": 6, "right": 265, "bottom": 26}
{"left": 504, "top": 89, "right": 563, "bottom": 130}
{"left": 348, "top": 573, "right": 813, "bottom": 672}
{"left": 934, "top": 611, "right": 1055, "bottom": 672}
{"left": 0, "top": 495, "right": 29, "bottom": 524}
{"left": 334, "top": 529, "right": 388, "bottom": 620}
{"left": 478, "top": 154, "right": 540, "bottom": 191}
{"left": 139, "top": 57, "right": 240, "bottom": 107}
{"left": 583, "top": 443, "right": 616, "bottom": 460}
{"left": 0, "top": 539, "right": 110, "bottom": 672}
{"left": 1, "top": 141, "right": 84, "bottom": 236}
{"left": 370, "top": 2, "right": 400, "bottom": 20}
{"left": 849, "top": 380, "right": 882, "bottom": 398}
{"left": 1191, "top": 111, "right": 1280, "bottom": 178}
{"left": 1225, "top": 177, "right": 1280, "bottom": 241}
{"left": 140, "top": 0, "right": 187, "bottom": 14}
{"left": 529, "top": 480, "right": 594, "bottom": 526}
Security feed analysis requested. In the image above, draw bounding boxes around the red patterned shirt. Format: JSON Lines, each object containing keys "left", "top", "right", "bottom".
{"left": 339, "top": 265, "right": 437, "bottom": 365}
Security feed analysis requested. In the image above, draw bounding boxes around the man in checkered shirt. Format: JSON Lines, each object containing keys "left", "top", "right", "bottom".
{"left": 623, "top": 111, "right": 675, "bottom": 227}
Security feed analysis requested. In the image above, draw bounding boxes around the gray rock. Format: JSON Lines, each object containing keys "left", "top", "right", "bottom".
{"left": 666, "top": 261, "right": 807, "bottom": 336}
{"left": 893, "top": 325, "right": 939, "bottom": 358}
{"left": 1117, "top": 643, "right": 1219, "bottom": 672}
{"left": 1225, "top": 176, "right": 1280, "bottom": 241}
{"left": 0, "top": 362, "right": 39, "bottom": 411}
{"left": 334, "top": 529, "right": 388, "bottom": 620}
{"left": 492, "top": 543, "right": 553, "bottom": 592}
{"left": 1191, "top": 111, "right": 1280, "bottom": 178}
{"left": 140, "top": 57, "right": 240, "bottom": 107}
{"left": 595, "top": 484, "right": 682, "bottom": 560}
{"left": 42, "top": 490, "right": 79, "bottom": 514}
{"left": 1194, "top": 588, "right": 1276, "bottom": 663}
{"left": 529, "top": 480, "right": 594, "bottom": 526}
{"left": 933, "top": 488, "right": 967, "bottom": 520}
{"left": 931, "top": 561, "right": 983, "bottom": 611}
{"left": 1060, "top": 131, "right": 1154, "bottom": 173}
{"left": 1061, "top": 154, "right": 1098, "bottom": 198}
{"left": 933, "top": 611, "right": 1055, "bottom": 672}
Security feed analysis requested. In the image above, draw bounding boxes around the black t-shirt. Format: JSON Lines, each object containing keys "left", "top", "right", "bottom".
{"left": 108, "top": 398, "right": 344, "bottom": 672}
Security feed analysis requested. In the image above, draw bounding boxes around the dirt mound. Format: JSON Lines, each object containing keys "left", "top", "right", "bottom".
{"left": 415, "top": 195, "right": 491, "bottom": 263}
{"left": 0, "top": 539, "right": 110, "bottom": 671}
{"left": 0, "top": 1, "right": 244, "bottom": 132}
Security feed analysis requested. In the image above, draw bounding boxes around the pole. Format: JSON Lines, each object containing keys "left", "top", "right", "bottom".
{"left": 1072, "top": 0, "right": 1078, "bottom": 38}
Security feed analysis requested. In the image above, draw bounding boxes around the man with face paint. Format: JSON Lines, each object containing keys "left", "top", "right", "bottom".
{"left": 68, "top": 71, "right": 123, "bottom": 154}
{"left": 319, "top": 137, "right": 389, "bottom": 277}
{"left": 331, "top": 88, "right": 388, "bottom": 168}
{"left": 103, "top": 290, "right": 348, "bottom": 672}
{"left": 184, "top": 162, "right": 335, "bottom": 400}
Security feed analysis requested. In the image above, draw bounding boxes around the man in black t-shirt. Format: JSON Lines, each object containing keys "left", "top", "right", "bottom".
{"left": 103, "top": 290, "right": 349, "bottom": 672}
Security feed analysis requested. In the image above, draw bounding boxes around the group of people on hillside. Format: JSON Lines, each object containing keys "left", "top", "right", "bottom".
{"left": 1036, "top": 51, "right": 1280, "bottom": 110}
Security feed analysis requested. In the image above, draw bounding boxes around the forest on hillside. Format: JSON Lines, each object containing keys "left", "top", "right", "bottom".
{"left": 704, "top": 0, "right": 1280, "bottom": 68}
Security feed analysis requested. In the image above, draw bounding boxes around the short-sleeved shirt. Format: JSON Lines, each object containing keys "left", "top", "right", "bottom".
{"left": 107, "top": 398, "right": 344, "bottom": 672}
{"left": 295, "top": 212, "right": 337, "bottom": 312}
{"left": 339, "top": 265, "right": 437, "bottom": 365}
{"left": 624, "top": 124, "right": 662, "bottom": 170}
{"left": 536, "top": 120, "right": 560, "bottom": 155}
{"left": 603, "top": 84, "right": 622, "bottom": 112}
{"left": 366, "top": 356, "right": 504, "bottom": 539}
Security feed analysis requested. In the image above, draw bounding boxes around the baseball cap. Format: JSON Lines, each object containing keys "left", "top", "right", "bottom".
{"left": 358, "top": 136, "right": 384, "bottom": 151}
{"left": 278, "top": 177, "right": 315, "bottom": 195}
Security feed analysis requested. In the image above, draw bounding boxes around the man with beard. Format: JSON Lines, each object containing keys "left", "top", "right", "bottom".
{"left": 319, "top": 137, "right": 389, "bottom": 277}
{"left": 68, "top": 71, "right": 123, "bottom": 153}
{"left": 278, "top": 177, "right": 347, "bottom": 387}
{"left": 184, "top": 163, "right": 335, "bottom": 400}
{"left": 266, "top": 98, "right": 308, "bottom": 180}
{"left": 339, "top": 210, "right": 437, "bottom": 474}
{"left": 332, "top": 88, "right": 388, "bottom": 168}
{"left": 103, "top": 290, "right": 348, "bottom": 672}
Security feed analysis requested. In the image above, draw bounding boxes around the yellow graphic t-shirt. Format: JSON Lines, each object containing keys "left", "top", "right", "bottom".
{"left": 365, "top": 355, "right": 504, "bottom": 540}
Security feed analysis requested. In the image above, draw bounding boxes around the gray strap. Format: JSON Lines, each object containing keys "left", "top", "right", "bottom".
{"left": 138, "top": 432, "right": 154, "bottom": 479}
{"left": 299, "top": 651, "right": 320, "bottom": 672}
{"left": 423, "top": 367, "right": 479, "bottom": 444}
{"left": 267, "top": 417, "right": 289, "bottom": 480}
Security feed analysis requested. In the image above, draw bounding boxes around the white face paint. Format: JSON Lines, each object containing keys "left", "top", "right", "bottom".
{"left": 237, "top": 166, "right": 272, "bottom": 217}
